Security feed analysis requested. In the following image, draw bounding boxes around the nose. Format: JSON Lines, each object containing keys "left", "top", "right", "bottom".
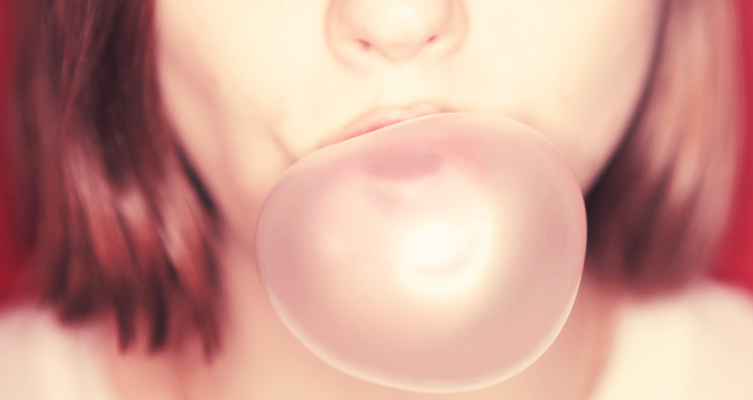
{"left": 326, "top": 0, "right": 467, "bottom": 64}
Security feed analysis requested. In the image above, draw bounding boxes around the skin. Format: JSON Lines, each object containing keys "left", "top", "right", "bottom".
{"left": 104, "top": 0, "right": 663, "bottom": 399}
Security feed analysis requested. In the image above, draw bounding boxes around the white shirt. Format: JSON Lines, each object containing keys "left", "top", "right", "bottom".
{"left": 590, "top": 282, "right": 753, "bottom": 400}
{"left": 0, "top": 306, "right": 118, "bottom": 400}
{"left": 1, "top": 281, "right": 752, "bottom": 400}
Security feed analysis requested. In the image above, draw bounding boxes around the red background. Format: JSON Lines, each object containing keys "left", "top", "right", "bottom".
{"left": 0, "top": 0, "right": 21, "bottom": 303}
{"left": 1, "top": 1, "right": 752, "bottom": 300}
{"left": 716, "top": 0, "right": 753, "bottom": 293}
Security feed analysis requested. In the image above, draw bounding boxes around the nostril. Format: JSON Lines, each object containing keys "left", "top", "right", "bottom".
{"left": 357, "top": 39, "right": 371, "bottom": 51}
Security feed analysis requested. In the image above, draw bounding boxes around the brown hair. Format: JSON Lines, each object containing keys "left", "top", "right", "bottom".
{"left": 13, "top": 0, "right": 221, "bottom": 354}
{"left": 12, "top": 0, "right": 742, "bottom": 353}
{"left": 585, "top": 0, "right": 742, "bottom": 291}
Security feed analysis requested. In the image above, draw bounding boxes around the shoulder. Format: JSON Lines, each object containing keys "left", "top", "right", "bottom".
{"left": 591, "top": 281, "right": 753, "bottom": 400}
{"left": 0, "top": 305, "right": 118, "bottom": 400}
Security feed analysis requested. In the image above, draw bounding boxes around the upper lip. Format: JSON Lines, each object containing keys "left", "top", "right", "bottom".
{"left": 326, "top": 103, "right": 448, "bottom": 146}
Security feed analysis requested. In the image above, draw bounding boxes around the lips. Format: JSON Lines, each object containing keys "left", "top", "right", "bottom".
{"left": 329, "top": 104, "right": 447, "bottom": 146}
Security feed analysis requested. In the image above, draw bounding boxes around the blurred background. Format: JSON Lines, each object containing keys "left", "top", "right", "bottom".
{"left": 0, "top": 0, "right": 22, "bottom": 304}
{"left": 1, "top": 0, "right": 752, "bottom": 303}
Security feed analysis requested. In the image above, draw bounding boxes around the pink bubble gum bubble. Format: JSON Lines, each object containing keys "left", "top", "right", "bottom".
{"left": 255, "top": 113, "right": 586, "bottom": 393}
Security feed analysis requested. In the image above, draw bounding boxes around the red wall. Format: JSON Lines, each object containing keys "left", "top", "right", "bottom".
{"left": 0, "top": 1, "right": 752, "bottom": 299}
{"left": 0, "top": 0, "right": 23, "bottom": 302}
{"left": 716, "top": 0, "right": 753, "bottom": 292}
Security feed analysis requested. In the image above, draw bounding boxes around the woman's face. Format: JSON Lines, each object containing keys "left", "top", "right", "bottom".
{"left": 156, "top": 0, "right": 661, "bottom": 239}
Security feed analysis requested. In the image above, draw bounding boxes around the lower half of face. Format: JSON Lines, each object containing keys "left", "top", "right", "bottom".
{"left": 155, "top": 0, "right": 661, "bottom": 240}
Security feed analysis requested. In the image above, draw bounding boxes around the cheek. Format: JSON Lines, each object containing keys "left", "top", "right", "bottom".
{"left": 536, "top": 17, "right": 658, "bottom": 192}
{"left": 466, "top": 0, "right": 661, "bottom": 191}
{"left": 155, "top": 0, "right": 301, "bottom": 235}
{"left": 539, "top": 5, "right": 660, "bottom": 191}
